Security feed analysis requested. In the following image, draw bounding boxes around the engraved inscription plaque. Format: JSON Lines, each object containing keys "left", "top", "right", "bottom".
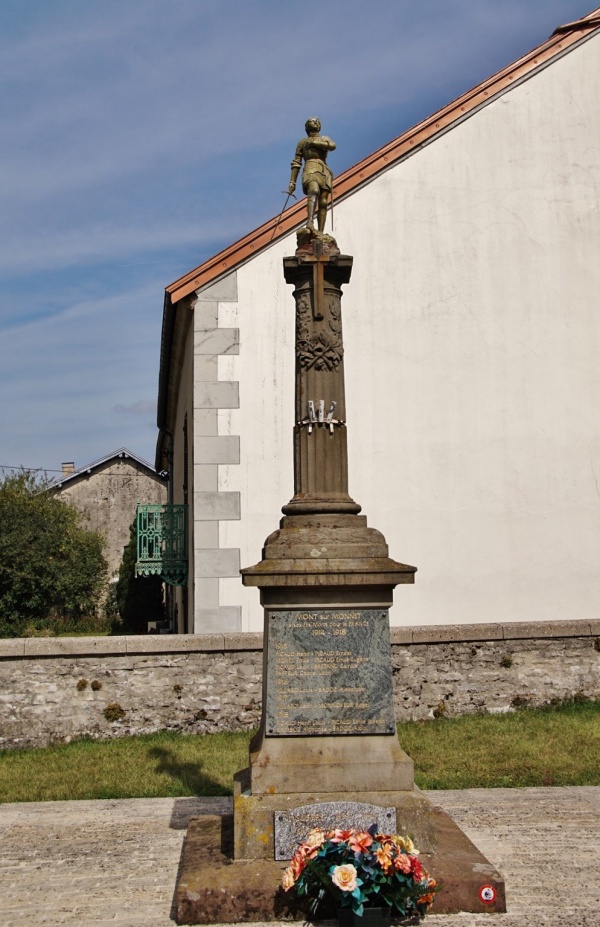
{"left": 274, "top": 802, "right": 397, "bottom": 860}
{"left": 265, "top": 608, "right": 396, "bottom": 736}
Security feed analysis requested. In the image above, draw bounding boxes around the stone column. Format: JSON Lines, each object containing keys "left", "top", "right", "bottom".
{"left": 282, "top": 251, "right": 360, "bottom": 514}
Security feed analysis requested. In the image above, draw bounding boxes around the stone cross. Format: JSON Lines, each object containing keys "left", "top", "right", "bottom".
{"left": 298, "top": 251, "right": 326, "bottom": 321}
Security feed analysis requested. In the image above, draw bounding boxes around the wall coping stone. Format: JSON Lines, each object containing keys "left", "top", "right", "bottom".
{"left": 123, "top": 633, "right": 226, "bottom": 654}
{"left": 222, "top": 632, "right": 264, "bottom": 651}
{"left": 23, "top": 636, "right": 123, "bottom": 657}
{"left": 0, "top": 638, "right": 26, "bottom": 657}
{"left": 407, "top": 623, "right": 505, "bottom": 644}
{"left": 500, "top": 619, "right": 593, "bottom": 640}
{"left": 389, "top": 627, "right": 414, "bottom": 644}
{"left": 0, "top": 619, "right": 596, "bottom": 660}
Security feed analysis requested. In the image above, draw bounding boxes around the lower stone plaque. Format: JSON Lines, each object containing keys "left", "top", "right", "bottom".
{"left": 265, "top": 608, "right": 396, "bottom": 736}
{"left": 274, "top": 802, "right": 397, "bottom": 860}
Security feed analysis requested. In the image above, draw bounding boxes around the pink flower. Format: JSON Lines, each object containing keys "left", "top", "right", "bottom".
{"left": 331, "top": 864, "right": 358, "bottom": 892}
{"left": 394, "top": 853, "right": 411, "bottom": 874}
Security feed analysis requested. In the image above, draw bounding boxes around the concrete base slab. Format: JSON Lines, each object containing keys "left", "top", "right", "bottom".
{"left": 174, "top": 810, "right": 506, "bottom": 924}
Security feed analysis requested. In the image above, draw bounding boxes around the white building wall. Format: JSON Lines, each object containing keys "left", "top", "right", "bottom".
{"left": 215, "top": 35, "right": 600, "bottom": 631}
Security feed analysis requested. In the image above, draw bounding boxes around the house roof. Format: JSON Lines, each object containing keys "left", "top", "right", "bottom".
{"left": 50, "top": 448, "right": 165, "bottom": 490}
{"left": 165, "top": 8, "right": 600, "bottom": 307}
{"left": 156, "top": 7, "right": 600, "bottom": 463}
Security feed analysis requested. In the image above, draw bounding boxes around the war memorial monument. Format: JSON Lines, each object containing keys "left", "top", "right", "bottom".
{"left": 175, "top": 120, "right": 506, "bottom": 923}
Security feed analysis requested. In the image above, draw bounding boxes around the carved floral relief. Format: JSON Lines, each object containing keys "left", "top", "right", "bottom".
{"left": 296, "top": 292, "right": 344, "bottom": 371}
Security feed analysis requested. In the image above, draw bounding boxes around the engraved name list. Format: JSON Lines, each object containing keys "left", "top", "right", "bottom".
{"left": 265, "top": 608, "right": 396, "bottom": 736}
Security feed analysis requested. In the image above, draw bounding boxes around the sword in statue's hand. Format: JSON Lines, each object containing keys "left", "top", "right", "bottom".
{"left": 271, "top": 189, "right": 297, "bottom": 241}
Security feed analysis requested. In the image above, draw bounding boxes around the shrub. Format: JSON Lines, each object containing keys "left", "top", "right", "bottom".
{"left": 0, "top": 471, "right": 108, "bottom": 638}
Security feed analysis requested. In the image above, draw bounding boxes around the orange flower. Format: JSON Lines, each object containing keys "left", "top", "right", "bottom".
{"left": 329, "top": 829, "right": 354, "bottom": 844}
{"left": 282, "top": 867, "right": 295, "bottom": 891}
{"left": 379, "top": 839, "right": 395, "bottom": 855}
{"left": 417, "top": 881, "right": 437, "bottom": 908}
{"left": 417, "top": 892, "right": 435, "bottom": 907}
{"left": 304, "top": 829, "right": 326, "bottom": 849}
{"left": 349, "top": 832, "right": 373, "bottom": 854}
{"left": 300, "top": 829, "right": 325, "bottom": 860}
{"left": 290, "top": 850, "right": 306, "bottom": 879}
{"left": 375, "top": 846, "right": 394, "bottom": 873}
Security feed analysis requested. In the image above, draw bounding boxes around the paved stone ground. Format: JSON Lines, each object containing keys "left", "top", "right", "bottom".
{"left": 0, "top": 788, "right": 599, "bottom": 927}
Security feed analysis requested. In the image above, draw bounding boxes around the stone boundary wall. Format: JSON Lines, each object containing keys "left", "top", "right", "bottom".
{"left": 0, "top": 619, "right": 599, "bottom": 749}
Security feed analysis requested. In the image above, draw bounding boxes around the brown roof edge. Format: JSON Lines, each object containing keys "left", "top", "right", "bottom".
{"left": 553, "top": 10, "right": 600, "bottom": 34}
{"left": 165, "top": 9, "right": 600, "bottom": 307}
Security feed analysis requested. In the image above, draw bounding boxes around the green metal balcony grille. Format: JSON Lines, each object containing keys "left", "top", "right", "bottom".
{"left": 136, "top": 503, "right": 188, "bottom": 586}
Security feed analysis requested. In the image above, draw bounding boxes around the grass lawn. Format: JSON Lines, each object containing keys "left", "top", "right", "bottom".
{"left": 400, "top": 698, "right": 600, "bottom": 789}
{"left": 0, "top": 700, "right": 598, "bottom": 803}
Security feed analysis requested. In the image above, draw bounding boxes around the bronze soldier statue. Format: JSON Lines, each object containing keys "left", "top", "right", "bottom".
{"left": 288, "top": 117, "right": 336, "bottom": 235}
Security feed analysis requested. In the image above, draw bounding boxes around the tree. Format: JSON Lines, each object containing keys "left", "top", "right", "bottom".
{"left": 114, "top": 517, "right": 165, "bottom": 634}
{"left": 0, "top": 471, "right": 108, "bottom": 637}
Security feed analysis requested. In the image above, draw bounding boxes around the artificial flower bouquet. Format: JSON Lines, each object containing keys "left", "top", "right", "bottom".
{"left": 282, "top": 826, "right": 438, "bottom": 919}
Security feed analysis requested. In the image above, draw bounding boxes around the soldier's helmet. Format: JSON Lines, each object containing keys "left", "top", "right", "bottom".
{"left": 305, "top": 117, "right": 321, "bottom": 134}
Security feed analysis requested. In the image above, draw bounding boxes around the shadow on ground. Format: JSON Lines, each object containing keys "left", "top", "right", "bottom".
{"left": 148, "top": 745, "right": 226, "bottom": 796}
{"left": 146, "top": 745, "right": 233, "bottom": 826}
{"left": 169, "top": 796, "right": 233, "bottom": 830}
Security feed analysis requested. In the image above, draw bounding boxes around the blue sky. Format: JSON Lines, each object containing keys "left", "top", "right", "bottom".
{"left": 0, "top": 0, "right": 592, "bottom": 474}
